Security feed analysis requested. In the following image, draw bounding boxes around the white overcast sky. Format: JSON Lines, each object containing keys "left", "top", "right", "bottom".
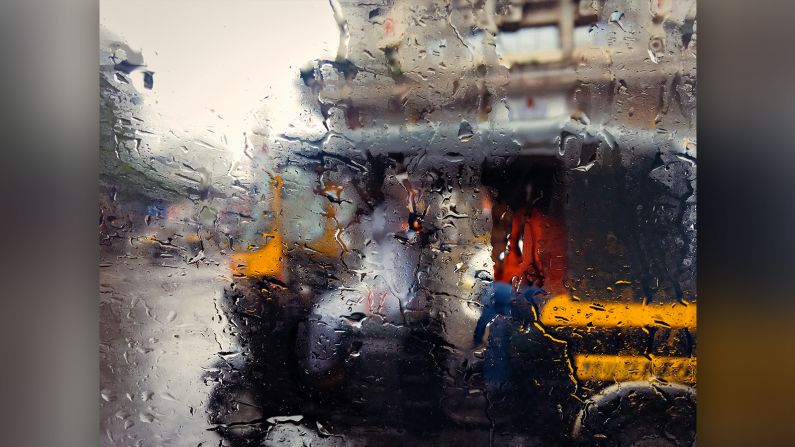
{"left": 100, "top": 0, "right": 339, "bottom": 150}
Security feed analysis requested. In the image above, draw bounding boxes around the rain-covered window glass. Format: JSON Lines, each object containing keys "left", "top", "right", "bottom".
{"left": 100, "top": 0, "right": 696, "bottom": 445}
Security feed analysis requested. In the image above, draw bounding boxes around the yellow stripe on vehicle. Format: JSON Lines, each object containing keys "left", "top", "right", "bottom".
{"left": 539, "top": 295, "right": 696, "bottom": 329}
{"left": 574, "top": 354, "right": 696, "bottom": 384}
{"left": 230, "top": 176, "right": 284, "bottom": 278}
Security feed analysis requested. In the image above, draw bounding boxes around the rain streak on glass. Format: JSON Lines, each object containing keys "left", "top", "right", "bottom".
{"left": 100, "top": 0, "right": 696, "bottom": 446}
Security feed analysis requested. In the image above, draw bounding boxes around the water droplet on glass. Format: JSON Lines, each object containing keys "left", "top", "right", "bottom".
{"left": 458, "top": 121, "right": 474, "bottom": 142}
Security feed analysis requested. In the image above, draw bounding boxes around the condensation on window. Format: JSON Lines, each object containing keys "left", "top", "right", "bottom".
{"left": 100, "top": 0, "right": 696, "bottom": 445}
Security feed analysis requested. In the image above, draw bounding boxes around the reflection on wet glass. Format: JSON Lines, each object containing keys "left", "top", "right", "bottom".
{"left": 100, "top": 0, "right": 696, "bottom": 445}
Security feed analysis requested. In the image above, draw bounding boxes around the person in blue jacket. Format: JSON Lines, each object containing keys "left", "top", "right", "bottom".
{"left": 471, "top": 279, "right": 547, "bottom": 390}
{"left": 472, "top": 281, "right": 547, "bottom": 347}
